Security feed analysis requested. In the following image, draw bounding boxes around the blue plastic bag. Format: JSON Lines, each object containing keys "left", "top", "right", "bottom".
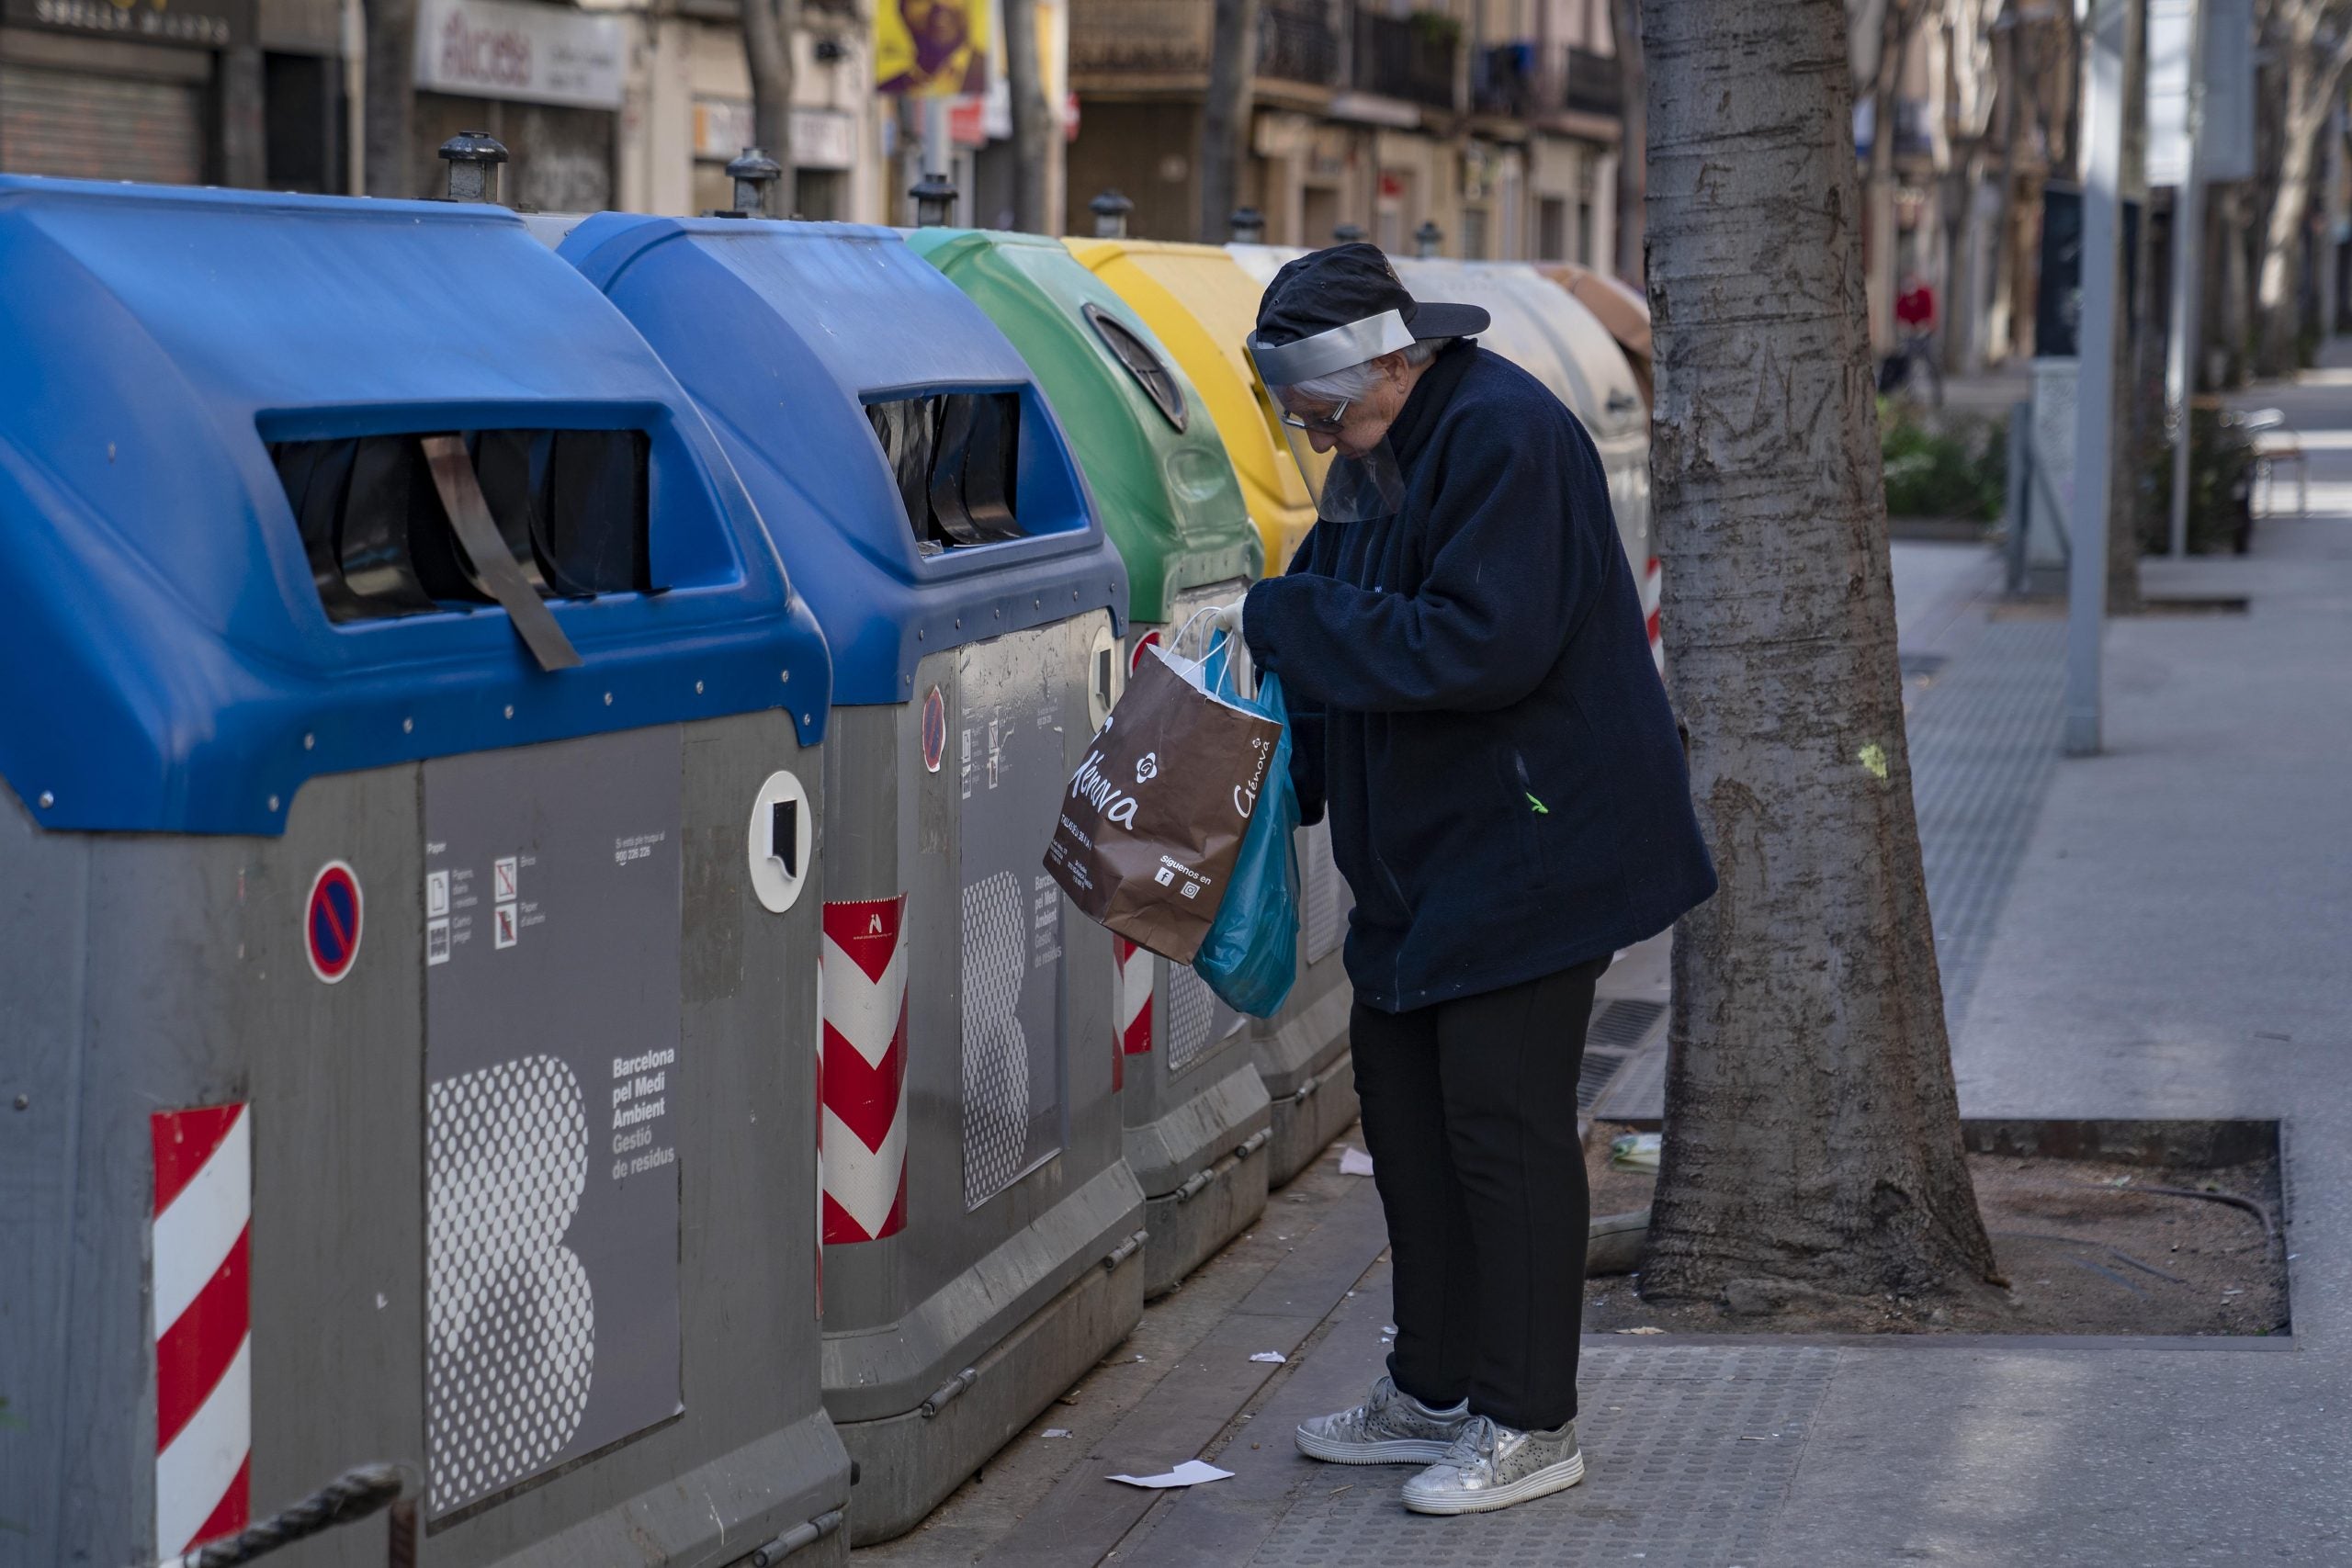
{"left": 1191, "top": 631, "right": 1299, "bottom": 1017}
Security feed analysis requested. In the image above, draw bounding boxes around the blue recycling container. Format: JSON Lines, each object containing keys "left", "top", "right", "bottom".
{"left": 553, "top": 216, "right": 1147, "bottom": 1545}
{"left": 0, "top": 178, "right": 848, "bottom": 1568}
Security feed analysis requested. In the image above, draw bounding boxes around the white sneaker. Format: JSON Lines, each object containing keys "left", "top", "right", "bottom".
{"left": 1295, "top": 1374, "right": 1472, "bottom": 1465}
{"left": 1400, "top": 1413, "right": 1585, "bottom": 1516}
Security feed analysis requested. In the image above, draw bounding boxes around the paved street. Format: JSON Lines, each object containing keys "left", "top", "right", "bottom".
{"left": 863, "top": 351, "right": 2352, "bottom": 1566}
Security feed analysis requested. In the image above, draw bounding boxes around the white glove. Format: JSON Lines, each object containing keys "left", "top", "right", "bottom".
{"left": 1206, "top": 596, "right": 1246, "bottom": 642}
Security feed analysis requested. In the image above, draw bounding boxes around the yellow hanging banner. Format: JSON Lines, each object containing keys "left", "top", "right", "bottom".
{"left": 876, "top": 0, "right": 991, "bottom": 96}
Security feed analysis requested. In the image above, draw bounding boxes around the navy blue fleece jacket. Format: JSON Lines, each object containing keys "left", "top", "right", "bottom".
{"left": 1242, "top": 340, "right": 1715, "bottom": 1013}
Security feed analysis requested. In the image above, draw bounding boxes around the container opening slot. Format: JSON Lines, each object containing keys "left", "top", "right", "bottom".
{"left": 865, "top": 392, "right": 1024, "bottom": 552}
{"left": 271, "top": 429, "right": 653, "bottom": 625}
{"left": 1082, "top": 303, "right": 1188, "bottom": 433}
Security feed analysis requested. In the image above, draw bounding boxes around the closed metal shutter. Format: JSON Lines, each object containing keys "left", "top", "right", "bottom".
{"left": 1, "top": 62, "right": 205, "bottom": 186}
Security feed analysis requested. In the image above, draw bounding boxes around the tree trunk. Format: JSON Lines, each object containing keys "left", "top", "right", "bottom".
{"left": 2218, "top": 181, "right": 2252, "bottom": 385}
{"left": 362, "top": 0, "right": 418, "bottom": 197}
{"left": 2256, "top": 104, "right": 2323, "bottom": 376}
{"left": 1200, "top": 0, "right": 1262, "bottom": 242}
{"left": 2107, "top": 0, "right": 2146, "bottom": 613}
{"left": 1637, "top": 0, "right": 1999, "bottom": 1307}
{"left": 742, "top": 0, "right": 799, "bottom": 195}
{"left": 1613, "top": 0, "right": 1648, "bottom": 285}
{"left": 1005, "top": 0, "right": 1053, "bottom": 231}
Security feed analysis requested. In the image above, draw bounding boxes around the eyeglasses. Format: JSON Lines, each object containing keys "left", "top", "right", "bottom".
{"left": 1281, "top": 400, "right": 1351, "bottom": 433}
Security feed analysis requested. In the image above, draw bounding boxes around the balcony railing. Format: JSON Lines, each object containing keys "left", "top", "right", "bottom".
{"left": 1558, "top": 43, "right": 1622, "bottom": 118}
{"left": 1070, "top": 0, "right": 1339, "bottom": 86}
{"left": 1260, "top": 0, "right": 1340, "bottom": 86}
{"left": 1353, "top": 7, "right": 1459, "bottom": 110}
{"left": 1069, "top": 0, "right": 1212, "bottom": 76}
{"left": 1473, "top": 41, "right": 1535, "bottom": 118}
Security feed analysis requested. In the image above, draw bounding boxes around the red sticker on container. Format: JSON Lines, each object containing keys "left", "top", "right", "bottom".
{"left": 921, "top": 686, "right": 946, "bottom": 773}
{"left": 1128, "top": 628, "right": 1163, "bottom": 675}
{"left": 305, "top": 861, "right": 363, "bottom": 984}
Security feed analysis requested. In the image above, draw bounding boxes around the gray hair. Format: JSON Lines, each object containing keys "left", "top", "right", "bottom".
{"left": 1283, "top": 337, "right": 1450, "bottom": 405}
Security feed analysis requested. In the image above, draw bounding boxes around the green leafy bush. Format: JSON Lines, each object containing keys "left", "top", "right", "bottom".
{"left": 2143, "top": 405, "right": 2256, "bottom": 556}
{"left": 1880, "top": 403, "right": 2007, "bottom": 523}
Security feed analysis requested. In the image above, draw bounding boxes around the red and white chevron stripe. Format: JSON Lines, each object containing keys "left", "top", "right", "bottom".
{"left": 151, "top": 1103, "right": 251, "bottom": 1561}
{"left": 821, "top": 897, "right": 909, "bottom": 1244}
{"left": 1643, "top": 556, "right": 1664, "bottom": 674}
{"left": 1116, "top": 937, "right": 1153, "bottom": 1061}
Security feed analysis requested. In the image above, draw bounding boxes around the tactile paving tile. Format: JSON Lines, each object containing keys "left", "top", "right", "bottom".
{"left": 1903, "top": 618, "right": 2066, "bottom": 1027}
{"left": 1245, "top": 1345, "right": 1837, "bottom": 1568}
{"left": 1596, "top": 620, "right": 2064, "bottom": 1122}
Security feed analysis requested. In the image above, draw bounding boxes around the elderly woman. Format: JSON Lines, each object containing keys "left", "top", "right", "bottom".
{"left": 1218, "top": 244, "right": 1715, "bottom": 1516}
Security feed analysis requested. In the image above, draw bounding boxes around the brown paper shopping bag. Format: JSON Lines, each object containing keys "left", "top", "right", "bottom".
{"left": 1043, "top": 643, "right": 1283, "bottom": 964}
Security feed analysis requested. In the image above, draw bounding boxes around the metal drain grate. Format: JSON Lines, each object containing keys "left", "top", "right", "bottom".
{"left": 1242, "top": 1345, "right": 1837, "bottom": 1567}
{"left": 1589, "top": 998, "right": 1666, "bottom": 1049}
{"left": 1577, "top": 998, "right": 1669, "bottom": 1112}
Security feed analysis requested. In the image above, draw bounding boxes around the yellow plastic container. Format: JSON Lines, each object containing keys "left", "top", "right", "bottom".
{"left": 1065, "top": 236, "right": 1318, "bottom": 574}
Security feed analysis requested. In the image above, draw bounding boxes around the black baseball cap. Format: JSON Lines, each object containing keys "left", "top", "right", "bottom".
{"left": 1247, "top": 243, "right": 1490, "bottom": 386}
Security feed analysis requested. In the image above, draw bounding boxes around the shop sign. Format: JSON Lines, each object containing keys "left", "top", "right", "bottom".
{"left": 6, "top": 0, "right": 253, "bottom": 50}
{"left": 692, "top": 100, "right": 858, "bottom": 172}
{"left": 414, "top": 0, "right": 624, "bottom": 111}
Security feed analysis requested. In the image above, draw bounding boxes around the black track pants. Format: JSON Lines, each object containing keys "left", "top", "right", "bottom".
{"left": 1349, "top": 954, "right": 1608, "bottom": 1433}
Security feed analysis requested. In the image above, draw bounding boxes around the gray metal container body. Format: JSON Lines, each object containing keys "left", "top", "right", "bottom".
{"left": 1251, "top": 814, "right": 1359, "bottom": 1188}
{"left": 0, "top": 712, "right": 847, "bottom": 1568}
{"left": 1120, "top": 585, "right": 1275, "bottom": 1295}
{"left": 1150, "top": 590, "right": 1356, "bottom": 1193}
{"left": 818, "top": 616, "right": 1146, "bottom": 1545}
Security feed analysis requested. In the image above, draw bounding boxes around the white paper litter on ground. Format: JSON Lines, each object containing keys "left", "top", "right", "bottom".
{"left": 1339, "top": 1146, "right": 1375, "bottom": 1176}
{"left": 1250, "top": 1351, "right": 1286, "bottom": 1364}
{"left": 1043, "top": 1428, "right": 1072, "bottom": 1438}
{"left": 1107, "top": 1461, "right": 1234, "bottom": 1489}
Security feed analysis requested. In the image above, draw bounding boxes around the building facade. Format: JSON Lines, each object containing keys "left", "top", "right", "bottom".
{"left": 0, "top": 0, "right": 345, "bottom": 191}
{"left": 1067, "top": 0, "right": 1623, "bottom": 267}
{"left": 0, "top": 0, "right": 1039, "bottom": 228}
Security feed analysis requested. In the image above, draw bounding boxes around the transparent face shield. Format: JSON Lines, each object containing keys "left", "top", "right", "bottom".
{"left": 1247, "top": 312, "right": 1414, "bottom": 525}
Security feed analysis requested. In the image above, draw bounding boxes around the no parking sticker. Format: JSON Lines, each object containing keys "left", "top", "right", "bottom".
{"left": 306, "top": 861, "right": 363, "bottom": 984}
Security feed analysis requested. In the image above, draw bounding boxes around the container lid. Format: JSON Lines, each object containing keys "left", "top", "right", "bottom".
{"left": 909, "top": 229, "right": 1258, "bottom": 623}
{"left": 1066, "top": 236, "right": 1317, "bottom": 556}
{"left": 558, "top": 216, "right": 1127, "bottom": 705}
{"left": 0, "top": 178, "right": 830, "bottom": 835}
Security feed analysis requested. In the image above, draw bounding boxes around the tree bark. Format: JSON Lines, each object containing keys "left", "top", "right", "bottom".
{"left": 2108, "top": 0, "right": 2146, "bottom": 613}
{"left": 742, "top": 0, "right": 799, "bottom": 196}
{"left": 1637, "top": 0, "right": 1999, "bottom": 1307}
{"left": 1612, "top": 0, "right": 1648, "bottom": 286}
{"left": 1200, "top": 0, "right": 1262, "bottom": 242}
{"left": 363, "top": 0, "right": 418, "bottom": 197}
{"left": 2218, "top": 181, "right": 2253, "bottom": 385}
{"left": 1005, "top": 0, "right": 1053, "bottom": 231}
{"left": 2252, "top": 2, "right": 2352, "bottom": 375}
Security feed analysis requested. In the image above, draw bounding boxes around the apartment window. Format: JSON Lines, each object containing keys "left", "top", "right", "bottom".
{"left": 1538, "top": 197, "right": 1568, "bottom": 262}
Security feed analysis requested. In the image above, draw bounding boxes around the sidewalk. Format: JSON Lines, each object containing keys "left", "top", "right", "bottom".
{"left": 862, "top": 354, "right": 2352, "bottom": 1565}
